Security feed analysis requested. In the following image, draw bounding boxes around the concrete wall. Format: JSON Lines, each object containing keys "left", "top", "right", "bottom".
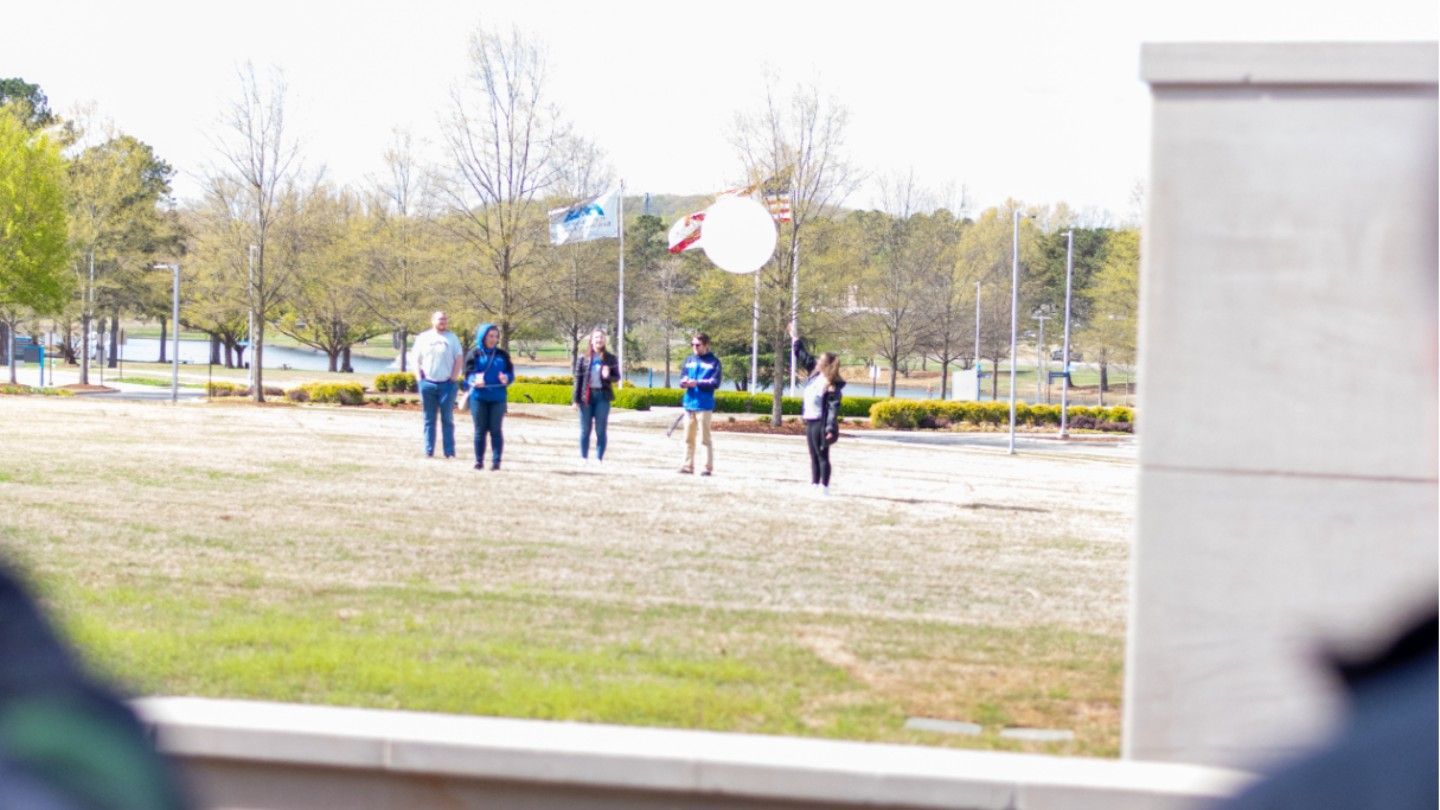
{"left": 136, "top": 697, "right": 1248, "bottom": 810}
{"left": 1126, "top": 42, "right": 1438, "bottom": 767}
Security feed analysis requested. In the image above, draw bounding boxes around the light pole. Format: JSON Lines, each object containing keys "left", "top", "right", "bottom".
{"left": 153, "top": 262, "right": 180, "bottom": 403}
{"left": 973, "top": 280, "right": 981, "bottom": 392}
{"left": 1060, "top": 230, "right": 1074, "bottom": 438}
{"left": 1008, "top": 207, "right": 1021, "bottom": 454}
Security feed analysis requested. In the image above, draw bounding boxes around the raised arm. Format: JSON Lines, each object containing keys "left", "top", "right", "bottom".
{"left": 788, "top": 320, "right": 817, "bottom": 374}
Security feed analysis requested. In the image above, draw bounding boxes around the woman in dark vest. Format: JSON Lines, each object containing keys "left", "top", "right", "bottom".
{"left": 572, "top": 327, "right": 621, "bottom": 464}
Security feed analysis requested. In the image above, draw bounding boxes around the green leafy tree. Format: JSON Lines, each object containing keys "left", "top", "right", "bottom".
{"left": 955, "top": 203, "right": 1042, "bottom": 399}
{"left": 1077, "top": 228, "right": 1139, "bottom": 403}
{"left": 0, "top": 109, "right": 70, "bottom": 382}
{"left": 860, "top": 175, "right": 962, "bottom": 397}
{"left": 178, "top": 201, "right": 249, "bottom": 368}
{"left": 67, "top": 133, "right": 178, "bottom": 374}
{"left": 272, "top": 185, "right": 385, "bottom": 371}
{"left": 0, "top": 77, "right": 55, "bottom": 130}
{"left": 624, "top": 211, "right": 679, "bottom": 380}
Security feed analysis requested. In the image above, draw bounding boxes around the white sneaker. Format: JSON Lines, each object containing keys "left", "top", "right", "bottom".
{"left": 822, "top": 485, "right": 831, "bottom": 496}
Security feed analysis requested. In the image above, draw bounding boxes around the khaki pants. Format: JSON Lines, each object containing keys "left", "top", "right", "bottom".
{"left": 683, "top": 410, "right": 713, "bottom": 472}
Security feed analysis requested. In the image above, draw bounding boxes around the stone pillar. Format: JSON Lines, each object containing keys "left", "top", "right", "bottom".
{"left": 1126, "top": 42, "right": 1437, "bottom": 767}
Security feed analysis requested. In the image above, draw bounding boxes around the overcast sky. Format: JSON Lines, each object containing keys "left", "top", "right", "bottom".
{"left": 6, "top": 1, "right": 1436, "bottom": 219}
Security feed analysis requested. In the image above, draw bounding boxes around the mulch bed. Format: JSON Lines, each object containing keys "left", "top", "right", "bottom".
{"left": 709, "top": 418, "right": 868, "bottom": 437}
{"left": 56, "top": 384, "right": 116, "bottom": 393}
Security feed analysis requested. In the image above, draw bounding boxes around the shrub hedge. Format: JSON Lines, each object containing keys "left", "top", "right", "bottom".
{"left": 496, "top": 380, "right": 886, "bottom": 417}
{"left": 373, "top": 372, "right": 417, "bottom": 393}
{"left": 514, "top": 374, "right": 572, "bottom": 386}
{"left": 206, "top": 382, "right": 283, "bottom": 398}
{"left": 0, "top": 384, "right": 72, "bottom": 397}
{"left": 507, "top": 382, "right": 575, "bottom": 406}
{"left": 287, "top": 381, "right": 366, "bottom": 406}
{"left": 869, "top": 400, "right": 1134, "bottom": 432}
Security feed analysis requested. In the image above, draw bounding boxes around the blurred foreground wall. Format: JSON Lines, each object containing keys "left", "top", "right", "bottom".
{"left": 1127, "top": 41, "right": 1438, "bottom": 767}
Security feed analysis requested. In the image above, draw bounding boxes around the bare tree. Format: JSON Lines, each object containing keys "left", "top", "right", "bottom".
{"left": 437, "top": 24, "right": 567, "bottom": 351}
{"left": 539, "top": 135, "right": 614, "bottom": 366}
{"left": 733, "top": 79, "right": 858, "bottom": 424}
{"left": 361, "top": 129, "right": 436, "bottom": 371}
{"left": 864, "top": 172, "right": 957, "bottom": 397}
{"left": 206, "top": 63, "right": 302, "bottom": 401}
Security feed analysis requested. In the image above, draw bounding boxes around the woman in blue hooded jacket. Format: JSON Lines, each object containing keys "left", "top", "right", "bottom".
{"left": 464, "top": 323, "right": 515, "bottom": 470}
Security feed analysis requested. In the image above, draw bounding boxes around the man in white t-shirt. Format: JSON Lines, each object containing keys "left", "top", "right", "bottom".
{"left": 408, "top": 311, "right": 464, "bottom": 458}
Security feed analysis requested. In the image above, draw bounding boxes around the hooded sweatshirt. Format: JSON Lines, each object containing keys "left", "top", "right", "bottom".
{"left": 681, "top": 351, "right": 722, "bottom": 411}
{"left": 465, "top": 324, "right": 514, "bottom": 403}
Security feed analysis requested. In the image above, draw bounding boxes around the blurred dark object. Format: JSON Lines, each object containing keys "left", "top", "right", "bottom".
{"left": 0, "top": 564, "right": 186, "bottom": 810}
{"left": 1217, "top": 610, "right": 1438, "bottom": 809}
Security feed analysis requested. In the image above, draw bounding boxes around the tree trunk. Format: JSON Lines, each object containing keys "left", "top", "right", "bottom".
{"left": 990, "top": 358, "right": 1000, "bottom": 400}
{"left": 888, "top": 366, "right": 897, "bottom": 398}
{"left": 159, "top": 317, "right": 168, "bottom": 362}
{"left": 94, "top": 316, "right": 104, "bottom": 365}
{"left": 341, "top": 345, "right": 353, "bottom": 373}
{"left": 107, "top": 314, "right": 119, "bottom": 368}
{"left": 253, "top": 322, "right": 265, "bottom": 402}
{"left": 327, "top": 350, "right": 339, "bottom": 373}
{"left": 769, "top": 319, "right": 785, "bottom": 426}
{"left": 939, "top": 359, "right": 950, "bottom": 400}
{"left": 1099, "top": 349, "right": 1108, "bottom": 407}
{"left": 1098, "top": 348, "right": 1109, "bottom": 407}
{"left": 3, "top": 322, "right": 13, "bottom": 384}
{"left": 662, "top": 323, "right": 672, "bottom": 388}
{"left": 60, "top": 322, "right": 76, "bottom": 364}
{"left": 80, "top": 313, "right": 90, "bottom": 384}
{"left": 398, "top": 329, "right": 408, "bottom": 371}
{"left": 210, "top": 335, "right": 221, "bottom": 365}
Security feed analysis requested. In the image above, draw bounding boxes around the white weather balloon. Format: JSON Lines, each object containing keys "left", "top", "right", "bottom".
{"left": 701, "top": 196, "right": 777, "bottom": 274}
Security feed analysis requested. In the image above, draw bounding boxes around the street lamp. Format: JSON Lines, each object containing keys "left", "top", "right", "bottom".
{"left": 152, "top": 262, "right": 180, "bottom": 403}
{"left": 1008, "top": 208, "right": 1022, "bottom": 455}
{"left": 1059, "top": 230, "right": 1075, "bottom": 438}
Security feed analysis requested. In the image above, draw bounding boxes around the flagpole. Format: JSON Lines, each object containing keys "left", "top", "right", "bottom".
{"left": 788, "top": 231, "right": 799, "bottom": 396}
{"left": 617, "top": 180, "right": 626, "bottom": 388}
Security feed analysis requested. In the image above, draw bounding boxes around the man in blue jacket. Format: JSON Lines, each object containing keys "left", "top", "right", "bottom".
{"left": 678, "top": 332, "right": 722, "bottom": 476}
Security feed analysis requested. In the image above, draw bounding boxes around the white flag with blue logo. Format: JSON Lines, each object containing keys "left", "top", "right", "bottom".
{"left": 548, "top": 188, "right": 621, "bottom": 245}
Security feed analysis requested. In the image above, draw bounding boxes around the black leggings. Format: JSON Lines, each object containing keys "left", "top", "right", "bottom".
{"left": 805, "top": 419, "right": 831, "bottom": 485}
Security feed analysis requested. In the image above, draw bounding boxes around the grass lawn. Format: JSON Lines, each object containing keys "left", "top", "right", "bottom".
{"left": 0, "top": 396, "right": 1133, "bottom": 756}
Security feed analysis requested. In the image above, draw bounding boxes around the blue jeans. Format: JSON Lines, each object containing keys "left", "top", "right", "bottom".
{"left": 470, "top": 397, "right": 506, "bottom": 463}
{"left": 578, "top": 396, "right": 611, "bottom": 459}
{"left": 419, "top": 379, "right": 457, "bottom": 457}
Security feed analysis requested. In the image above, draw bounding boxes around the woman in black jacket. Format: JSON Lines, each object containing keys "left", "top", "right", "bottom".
{"left": 572, "top": 327, "right": 622, "bottom": 463}
{"left": 788, "top": 321, "right": 845, "bottom": 493}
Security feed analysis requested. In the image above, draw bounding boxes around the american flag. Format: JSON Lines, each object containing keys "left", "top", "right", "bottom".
{"left": 762, "top": 188, "right": 793, "bottom": 223}
{"left": 667, "top": 211, "right": 705, "bottom": 254}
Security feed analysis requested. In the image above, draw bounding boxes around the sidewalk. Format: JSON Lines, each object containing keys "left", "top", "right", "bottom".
{"left": 9, "top": 363, "right": 209, "bottom": 403}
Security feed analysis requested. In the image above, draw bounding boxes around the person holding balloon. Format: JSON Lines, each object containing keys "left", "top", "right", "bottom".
{"left": 788, "top": 320, "right": 845, "bottom": 494}
{"left": 678, "top": 332, "right": 722, "bottom": 476}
